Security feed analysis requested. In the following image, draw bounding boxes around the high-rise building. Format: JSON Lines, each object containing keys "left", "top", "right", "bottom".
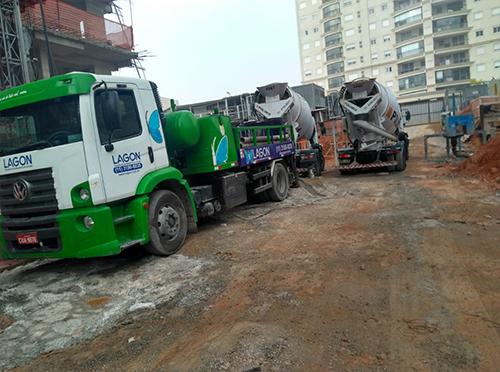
{"left": 295, "top": 0, "right": 500, "bottom": 101}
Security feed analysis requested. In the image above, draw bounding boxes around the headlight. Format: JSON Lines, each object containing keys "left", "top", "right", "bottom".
{"left": 83, "top": 216, "right": 95, "bottom": 230}
{"left": 80, "top": 188, "right": 91, "bottom": 201}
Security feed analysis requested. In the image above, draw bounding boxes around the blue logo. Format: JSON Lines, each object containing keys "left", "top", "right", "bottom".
{"left": 148, "top": 110, "right": 163, "bottom": 144}
{"left": 112, "top": 152, "right": 143, "bottom": 175}
{"left": 3, "top": 154, "right": 33, "bottom": 170}
{"left": 215, "top": 135, "right": 228, "bottom": 166}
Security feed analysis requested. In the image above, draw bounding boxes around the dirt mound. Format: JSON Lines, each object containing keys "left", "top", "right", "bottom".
{"left": 454, "top": 136, "right": 500, "bottom": 184}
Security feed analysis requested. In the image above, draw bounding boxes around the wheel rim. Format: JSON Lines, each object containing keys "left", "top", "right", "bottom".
{"left": 157, "top": 206, "right": 180, "bottom": 240}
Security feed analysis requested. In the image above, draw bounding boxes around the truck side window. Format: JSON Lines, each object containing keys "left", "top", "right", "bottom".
{"left": 95, "top": 89, "right": 142, "bottom": 145}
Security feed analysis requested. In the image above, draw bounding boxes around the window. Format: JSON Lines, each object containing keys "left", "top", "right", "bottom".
{"left": 386, "top": 66, "right": 392, "bottom": 73}
{"left": 477, "top": 64, "right": 486, "bottom": 72}
{"left": 317, "top": 68, "right": 323, "bottom": 75}
{"left": 358, "top": 26, "right": 362, "bottom": 33}
{"left": 433, "top": 15, "right": 467, "bottom": 33}
{"left": 493, "top": 8, "right": 500, "bottom": 16}
{"left": 343, "top": 0, "right": 352, "bottom": 6}
{"left": 369, "top": 23, "right": 376, "bottom": 30}
{"left": 368, "top": 7, "right": 374, "bottom": 14}
{"left": 315, "top": 40, "right": 321, "bottom": 47}
{"left": 344, "top": 14, "right": 354, "bottom": 21}
{"left": 359, "top": 41, "right": 363, "bottom": 48}
{"left": 0, "top": 95, "right": 82, "bottom": 157}
{"left": 476, "top": 30, "right": 483, "bottom": 37}
{"left": 360, "top": 56, "right": 364, "bottom": 63}
{"left": 305, "top": 70, "right": 312, "bottom": 77}
{"left": 384, "top": 50, "right": 391, "bottom": 57}
{"left": 327, "top": 61, "right": 344, "bottom": 75}
{"left": 316, "top": 54, "right": 322, "bottom": 61}
{"left": 348, "top": 73, "right": 359, "bottom": 80}
{"left": 495, "top": 43, "right": 500, "bottom": 51}
{"left": 474, "top": 12, "right": 483, "bottom": 19}
{"left": 494, "top": 26, "right": 500, "bottom": 33}
{"left": 397, "top": 41, "right": 424, "bottom": 59}
{"left": 476, "top": 47, "right": 485, "bottom": 55}
{"left": 303, "top": 43, "right": 310, "bottom": 50}
{"left": 387, "top": 81, "right": 393, "bottom": 88}
{"left": 314, "top": 27, "right": 319, "bottom": 33}
{"left": 329, "top": 76, "right": 345, "bottom": 89}
{"left": 372, "top": 53, "right": 379, "bottom": 60}
{"left": 326, "top": 47, "right": 343, "bottom": 61}
{"left": 346, "top": 43, "right": 355, "bottom": 51}
{"left": 435, "top": 67, "right": 470, "bottom": 83}
{"left": 346, "top": 29, "right": 355, "bottom": 37}
{"left": 373, "top": 69, "right": 379, "bottom": 76}
{"left": 325, "top": 33, "right": 342, "bottom": 47}
{"left": 383, "top": 34, "right": 391, "bottom": 42}
{"left": 370, "top": 38, "right": 377, "bottom": 45}
{"left": 399, "top": 73, "right": 426, "bottom": 90}
{"left": 382, "top": 19, "right": 390, "bottom": 27}
{"left": 381, "top": 3, "right": 388, "bottom": 11}
{"left": 324, "top": 18, "right": 341, "bottom": 33}
{"left": 323, "top": 3, "right": 340, "bottom": 19}
{"left": 495, "top": 61, "right": 500, "bottom": 68}
{"left": 299, "top": 2, "right": 307, "bottom": 9}
{"left": 347, "top": 59, "right": 356, "bottom": 65}
{"left": 357, "top": 11, "right": 361, "bottom": 18}
{"left": 95, "top": 90, "right": 142, "bottom": 145}
{"left": 395, "top": 8, "right": 422, "bottom": 28}
{"left": 304, "top": 30, "right": 309, "bottom": 36}
{"left": 304, "top": 57, "right": 311, "bottom": 64}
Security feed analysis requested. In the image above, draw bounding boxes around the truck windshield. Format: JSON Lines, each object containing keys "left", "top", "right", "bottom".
{"left": 0, "top": 95, "right": 82, "bottom": 157}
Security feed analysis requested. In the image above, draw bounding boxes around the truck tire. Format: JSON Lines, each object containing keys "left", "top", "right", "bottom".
{"left": 146, "top": 190, "right": 188, "bottom": 256}
{"left": 268, "top": 163, "right": 289, "bottom": 202}
{"left": 395, "top": 146, "right": 407, "bottom": 172}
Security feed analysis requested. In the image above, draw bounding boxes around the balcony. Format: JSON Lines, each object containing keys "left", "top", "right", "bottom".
{"left": 435, "top": 51, "right": 469, "bottom": 67}
{"left": 398, "top": 58, "right": 426, "bottom": 75}
{"left": 398, "top": 73, "right": 426, "bottom": 91}
{"left": 432, "top": 0, "right": 466, "bottom": 17}
{"left": 22, "top": 0, "right": 134, "bottom": 50}
{"left": 395, "top": 24, "right": 424, "bottom": 45}
{"left": 325, "top": 32, "right": 342, "bottom": 48}
{"left": 327, "top": 61, "right": 344, "bottom": 75}
{"left": 394, "top": 0, "right": 421, "bottom": 13}
{"left": 323, "top": 18, "right": 341, "bottom": 34}
{"left": 328, "top": 76, "right": 345, "bottom": 90}
{"left": 394, "top": 7, "right": 423, "bottom": 29}
{"left": 397, "top": 40, "right": 424, "bottom": 59}
{"left": 432, "top": 15, "right": 467, "bottom": 34}
{"left": 434, "top": 33, "right": 468, "bottom": 50}
{"left": 322, "top": 3, "right": 340, "bottom": 20}
{"left": 436, "top": 67, "right": 470, "bottom": 85}
{"left": 326, "top": 47, "right": 343, "bottom": 62}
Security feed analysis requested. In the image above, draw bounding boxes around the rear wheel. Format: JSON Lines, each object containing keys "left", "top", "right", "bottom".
{"left": 146, "top": 190, "right": 188, "bottom": 256}
{"left": 395, "top": 146, "right": 407, "bottom": 172}
{"left": 268, "top": 163, "right": 290, "bottom": 202}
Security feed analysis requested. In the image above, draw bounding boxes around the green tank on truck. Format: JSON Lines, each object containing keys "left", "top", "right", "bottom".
{"left": 0, "top": 73, "right": 297, "bottom": 260}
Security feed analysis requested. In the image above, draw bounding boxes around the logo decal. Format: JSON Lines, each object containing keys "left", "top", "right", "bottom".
{"left": 3, "top": 154, "right": 33, "bottom": 170}
{"left": 13, "top": 179, "right": 30, "bottom": 201}
{"left": 148, "top": 110, "right": 163, "bottom": 144}
{"left": 212, "top": 135, "right": 228, "bottom": 167}
{"left": 112, "top": 152, "right": 143, "bottom": 175}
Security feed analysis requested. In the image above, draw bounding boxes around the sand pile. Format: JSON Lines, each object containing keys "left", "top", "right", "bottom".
{"left": 455, "top": 136, "right": 500, "bottom": 184}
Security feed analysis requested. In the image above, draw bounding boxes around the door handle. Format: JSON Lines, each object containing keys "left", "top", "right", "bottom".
{"left": 148, "top": 146, "right": 154, "bottom": 163}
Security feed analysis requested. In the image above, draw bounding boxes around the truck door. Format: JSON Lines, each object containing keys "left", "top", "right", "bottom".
{"left": 93, "top": 83, "right": 157, "bottom": 203}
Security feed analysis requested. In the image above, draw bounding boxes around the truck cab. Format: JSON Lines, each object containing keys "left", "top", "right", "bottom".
{"left": 0, "top": 73, "right": 195, "bottom": 259}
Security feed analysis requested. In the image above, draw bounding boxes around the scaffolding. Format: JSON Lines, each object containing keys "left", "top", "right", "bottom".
{"left": 0, "top": 0, "right": 30, "bottom": 90}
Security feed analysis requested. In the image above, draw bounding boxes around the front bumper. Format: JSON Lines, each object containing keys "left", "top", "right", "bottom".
{"left": 0, "top": 196, "right": 149, "bottom": 259}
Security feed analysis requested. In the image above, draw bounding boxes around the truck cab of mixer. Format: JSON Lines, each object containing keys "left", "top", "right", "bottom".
{"left": 0, "top": 73, "right": 196, "bottom": 259}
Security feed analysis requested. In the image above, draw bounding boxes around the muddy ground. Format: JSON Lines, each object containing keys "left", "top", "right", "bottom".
{"left": 1, "top": 138, "right": 500, "bottom": 371}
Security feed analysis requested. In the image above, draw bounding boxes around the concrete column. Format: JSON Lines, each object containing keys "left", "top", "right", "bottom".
{"left": 38, "top": 47, "right": 51, "bottom": 79}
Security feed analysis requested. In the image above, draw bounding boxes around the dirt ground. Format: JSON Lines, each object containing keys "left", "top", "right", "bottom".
{"left": 2, "top": 136, "right": 500, "bottom": 371}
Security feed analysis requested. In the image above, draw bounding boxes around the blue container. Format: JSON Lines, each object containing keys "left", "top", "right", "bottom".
{"left": 445, "top": 114, "right": 474, "bottom": 136}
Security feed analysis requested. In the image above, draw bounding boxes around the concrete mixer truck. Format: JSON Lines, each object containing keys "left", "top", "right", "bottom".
{"left": 252, "top": 83, "right": 325, "bottom": 176}
{"left": 336, "top": 78, "right": 410, "bottom": 174}
{"left": 0, "top": 73, "right": 297, "bottom": 260}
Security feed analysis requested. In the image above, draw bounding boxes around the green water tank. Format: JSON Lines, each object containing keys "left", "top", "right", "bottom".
{"left": 163, "top": 111, "right": 200, "bottom": 150}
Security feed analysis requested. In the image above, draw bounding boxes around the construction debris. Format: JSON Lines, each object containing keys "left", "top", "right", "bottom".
{"left": 454, "top": 136, "right": 500, "bottom": 185}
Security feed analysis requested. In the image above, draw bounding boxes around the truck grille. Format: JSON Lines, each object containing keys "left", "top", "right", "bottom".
{"left": 0, "top": 168, "right": 60, "bottom": 252}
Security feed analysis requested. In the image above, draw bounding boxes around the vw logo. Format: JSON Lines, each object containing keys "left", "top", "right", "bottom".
{"left": 13, "top": 179, "right": 30, "bottom": 202}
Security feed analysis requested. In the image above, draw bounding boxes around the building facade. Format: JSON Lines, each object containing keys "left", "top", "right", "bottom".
{"left": 296, "top": 0, "right": 500, "bottom": 101}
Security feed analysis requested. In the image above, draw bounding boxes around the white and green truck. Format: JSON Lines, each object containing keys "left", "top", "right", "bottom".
{"left": 0, "top": 73, "right": 298, "bottom": 259}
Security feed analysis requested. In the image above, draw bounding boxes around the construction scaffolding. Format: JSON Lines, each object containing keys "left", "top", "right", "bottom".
{"left": 0, "top": 0, "right": 31, "bottom": 90}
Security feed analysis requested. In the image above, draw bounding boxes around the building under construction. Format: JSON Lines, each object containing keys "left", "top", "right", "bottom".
{"left": 0, "top": 0, "right": 137, "bottom": 90}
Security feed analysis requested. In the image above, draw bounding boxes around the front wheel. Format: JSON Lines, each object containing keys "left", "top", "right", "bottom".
{"left": 146, "top": 190, "right": 188, "bottom": 256}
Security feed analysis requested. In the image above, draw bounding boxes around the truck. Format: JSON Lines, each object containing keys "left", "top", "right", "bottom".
{"left": 335, "top": 78, "right": 410, "bottom": 174}
{"left": 252, "top": 83, "right": 325, "bottom": 176}
{"left": 0, "top": 73, "right": 298, "bottom": 259}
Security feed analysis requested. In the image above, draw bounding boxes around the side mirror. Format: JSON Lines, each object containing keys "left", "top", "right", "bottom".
{"left": 103, "top": 90, "right": 122, "bottom": 132}
{"left": 405, "top": 110, "right": 411, "bottom": 122}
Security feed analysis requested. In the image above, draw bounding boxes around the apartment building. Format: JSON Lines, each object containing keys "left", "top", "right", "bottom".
{"left": 24, "top": 0, "right": 136, "bottom": 79}
{"left": 296, "top": 0, "right": 500, "bottom": 101}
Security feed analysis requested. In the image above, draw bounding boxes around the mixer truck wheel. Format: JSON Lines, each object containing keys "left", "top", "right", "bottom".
{"left": 395, "top": 146, "right": 407, "bottom": 172}
{"left": 268, "top": 163, "right": 290, "bottom": 202}
{"left": 146, "top": 190, "right": 188, "bottom": 256}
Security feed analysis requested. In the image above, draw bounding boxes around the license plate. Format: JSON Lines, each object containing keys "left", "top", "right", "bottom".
{"left": 17, "top": 232, "right": 38, "bottom": 245}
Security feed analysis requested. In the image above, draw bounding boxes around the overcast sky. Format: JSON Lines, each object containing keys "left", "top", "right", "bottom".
{"left": 114, "top": 0, "right": 301, "bottom": 104}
